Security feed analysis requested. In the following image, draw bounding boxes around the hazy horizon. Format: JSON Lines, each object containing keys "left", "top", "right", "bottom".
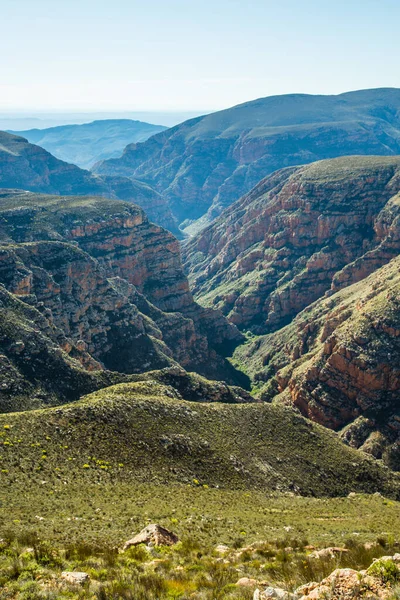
{"left": 3, "top": 85, "right": 400, "bottom": 131}
{"left": 0, "top": 109, "right": 209, "bottom": 130}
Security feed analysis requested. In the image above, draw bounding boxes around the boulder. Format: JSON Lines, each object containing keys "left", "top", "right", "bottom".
{"left": 296, "top": 568, "right": 371, "bottom": 599}
{"left": 309, "top": 547, "right": 349, "bottom": 559}
{"left": 371, "top": 554, "right": 400, "bottom": 563}
{"left": 123, "top": 523, "right": 179, "bottom": 550}
{"left": 254, "top": 587, "right": 293, "bottom": 599}
{"left": 236, "top": 577, "right": 259, "bottom": 587}
{"left": 61, "top": 571, "right": 90, "bottom": 585}
{"left": 294, "top": 583, "right": 319, "bottom": 597}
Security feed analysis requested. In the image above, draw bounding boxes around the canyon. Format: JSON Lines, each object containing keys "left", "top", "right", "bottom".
{"left": 0, "top": 190, "right": 245, "bottom": 412}
{"left": 183, "top": 155, "right": 400, "bottom": 467}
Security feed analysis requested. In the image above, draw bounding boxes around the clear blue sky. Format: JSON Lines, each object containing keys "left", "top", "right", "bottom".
{"left": 1, "top": 0, "right": 399, "bottom": 112}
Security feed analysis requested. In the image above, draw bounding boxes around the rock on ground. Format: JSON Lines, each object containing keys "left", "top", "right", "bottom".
{"left": 254, "top": 587, "right": 293, "bottom": 599}
{"left": 123, "top": 523, "right": 179, "bottom": 550}
{"left": 61, "top": 571, "right": 90, "bottom": 585}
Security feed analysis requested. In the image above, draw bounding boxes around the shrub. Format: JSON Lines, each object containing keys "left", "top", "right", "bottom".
{"left": 368, "top": 559, "right": 400, "bottom": 584}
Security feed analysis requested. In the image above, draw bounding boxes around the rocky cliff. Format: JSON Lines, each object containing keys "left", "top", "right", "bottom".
{"left": 0, "top": 283, "right": 129, "bottom": 412}
{"left": 0, "top": 191, "right": 246, "bottom": 412}
{"left": 183, "top": 156, "right": 400, "bottom": 334}
{"left": 234, "top": 256, "right": 400, "bottom": 469}
{"left": 93, "top": 88, "right": 400, "bottom": 233}
{"left": 182, "top": 156, "right": 400, "bottom": 467}
{"left": 0, "top": 131, "right": 178, "bottom": 233}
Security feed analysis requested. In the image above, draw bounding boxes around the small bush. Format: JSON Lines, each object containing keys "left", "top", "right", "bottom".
{"left": 368, "top": 559, "right": 400, "bottom": 584}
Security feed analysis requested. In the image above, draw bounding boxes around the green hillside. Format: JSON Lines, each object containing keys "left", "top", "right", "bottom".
{"left": 1, "top": 379, "right": 398, "bottom": 498}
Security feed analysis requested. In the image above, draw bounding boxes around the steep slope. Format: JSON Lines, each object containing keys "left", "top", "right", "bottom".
{"left": 0, "top": 378, "right": 398, "bottom": 497}
{"left": 0, "top": 131, "right": 177, "bottom": 233}
{"left": 234, "top": 256, "right": 400, "bottom": 469}
{"left": 0, "top": 284, "right": 129, "bottom": 413}
{"left": 0, "top": 275, "right": 250, "bottom": 416}
{"left": 0, "top": 191, "right": 245, "bottom": 412}
{"left": 11, "top": 119, "right": 167, "bottom": 169}
{"left": 93, "top": 88, "right": 400, "bottom": 232}
{"left": 183, "top": 156, "right": 400, "bottom": 334}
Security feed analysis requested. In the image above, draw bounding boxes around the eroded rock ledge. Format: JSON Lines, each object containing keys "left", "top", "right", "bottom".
{"left": 0, "top": 191, "right": 247, "bottom": 411}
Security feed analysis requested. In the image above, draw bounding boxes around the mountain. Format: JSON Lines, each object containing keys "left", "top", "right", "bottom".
{"left": 183, "top": 156, "right": 400, "bottom": 332}
{"left": 10, "top": 119, "right": 167, "bottom": 169}
{"left": 233, "top": 255, "right": 400, "bottom": 468}
{"left": 0, "top": 109, "right": 203, "bottom": 131}
{"left": 183, "top": 155, "right": 400, "bottom": 467}
{"left": 93, "top": 88, "right": 400, "bottom": 233}
{"left": 0, "top": 190, "right": 245, "bottom": 413}
{"left": 0, "top": 131, "right": 178, "bottom": 233}
{"left": 2, "top": 190, "right": 395, "bottom": 498}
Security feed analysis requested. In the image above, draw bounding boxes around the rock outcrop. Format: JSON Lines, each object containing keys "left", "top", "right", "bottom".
{"left": 184, "top": 156, "right": 400, "bottom": 334}
{"left": 235, "top": 256, "right": 400, "bottom": 468}
{"left": 253, "top": 555, "right": 400, "bottom": 599}
{"left": 61, "top": 572, "right": 90, "bottom": 586}
{"left": 123, "top": 524, "right": 179, "bottom": 550}
{"left": 0, "top": 283, "right": 128, "bottom": 412}
{"left": 0, "top": 191, "right": 246, "bottom": 411}
{"left": 0, "top": 241, "right": 175, "bottom": 374}
{"left": 93, "top": 88, "right": 400, "bottom": 233}
{"left": 254, "top": 586, "right": 291, "bottom": 599}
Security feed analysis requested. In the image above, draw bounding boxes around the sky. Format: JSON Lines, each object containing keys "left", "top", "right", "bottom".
{"left": 1, "top": 0, "right": 399, "bottom": 113}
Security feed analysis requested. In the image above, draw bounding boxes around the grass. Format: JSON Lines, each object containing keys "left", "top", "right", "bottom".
{"left": 2, "top": 490, "right": 400, "bottom": 598}
{"left": 0, "top": 380, "right": 399, "bottom": 498}
{"left": 2, "top": 483, "right": 400, "bottom": 548}
{"left": 0, "top": 379, "right": 399, "bottom": 597}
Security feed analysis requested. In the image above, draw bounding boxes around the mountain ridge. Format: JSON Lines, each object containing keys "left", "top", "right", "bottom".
{"left": 0, "top": 131, "right": 178, "bottom": 234}
{"left": 0, "top": 190, "right": 245, "bottom": 412}
{"left": 1, "top": 376, "right": 398, "bottom": 497}
{"left": 93, "top": 88, "right": 400, "bottom": 233}
{"left": 182, "top": 154, "right": 400, "bottom": 468}
{"left": 183, "top": 155, "right": 400, "bottom": 333}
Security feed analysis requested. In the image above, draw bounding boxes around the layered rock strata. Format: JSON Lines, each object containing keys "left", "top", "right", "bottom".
{"left": 0, "top": 191, "right": 246, "bottom": 412}
{"left": 184, "top": 156, "right": 400, "bottom": 334}
{"left": 94, "top": 88, "right": 400, "bottom": 232}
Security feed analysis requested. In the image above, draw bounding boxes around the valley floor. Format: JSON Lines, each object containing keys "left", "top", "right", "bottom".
{"left": 2, "top": 483, "right": 400, "bottom": 598}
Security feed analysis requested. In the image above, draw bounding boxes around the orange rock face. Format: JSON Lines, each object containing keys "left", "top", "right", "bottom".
{"left": 184, "top": 157, "right": 400, "bottom": 334}
{"left": 0, "top": 191, "right": 245, "bottom": 388}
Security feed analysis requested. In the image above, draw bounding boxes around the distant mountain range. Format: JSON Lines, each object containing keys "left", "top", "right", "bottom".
{"left": 0, "top": 109, "right": 205, "bottom": 131}
{"left": 9, "top": 119, "right": 167, "bottom": 169}
{"left": 93, "top": 88, "right": 400, "bottom": 234}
